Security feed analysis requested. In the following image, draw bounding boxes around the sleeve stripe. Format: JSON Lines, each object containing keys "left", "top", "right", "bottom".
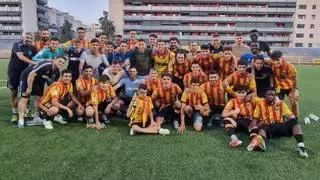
{"left": 33, "top": 62, "right": 51, "bottom": 72}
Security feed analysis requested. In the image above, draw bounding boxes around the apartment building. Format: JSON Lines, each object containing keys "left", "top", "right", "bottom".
{"left": 109, "top": 0, "right": 297, "bottom": 46}
{"left": 292, "top": 0, "right": 320, "bottom": 47}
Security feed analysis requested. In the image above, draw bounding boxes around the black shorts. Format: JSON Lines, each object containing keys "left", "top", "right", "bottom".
{"left": 98, "top": 101, "right": 111, "bottom": 112}
{"left": 7, "top": 73, "right": 21, "bottom": 91}
{"left": 19, "top": 77, "right": 45, "bottom": 97}
{"left": 155, "top": 105, "right": 174, "bottom": 118}
{"left": 172, "top": 76, "right": 184, "bottom": 90}
{"left": 260, "top": 118, "right": 298, "bottom": 138}
{"left": 210, "top": 105, "right": 224, "bottom": 114}
{"left": 235, "top": 118, "right": 250, "bottom": 133}
{"left": 39, "top": 95, "right": 71, "bottom": 117}
{"left": 278, "top": 89, "right": 292, "bottom": 100}
{"left": 120, "top": 96, "right": 132, "bottom": 106}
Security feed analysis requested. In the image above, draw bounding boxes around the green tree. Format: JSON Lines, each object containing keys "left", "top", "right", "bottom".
{"left": 59, "top": 20, "right": 74, "bottom": 43}
{"left": 99, "top": 11, "right": 115, "bottom": 40}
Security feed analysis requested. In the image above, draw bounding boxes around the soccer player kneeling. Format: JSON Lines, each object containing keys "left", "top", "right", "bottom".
{"left": 127, "top": 84, "right": 170, "bottom": 136}
{"left": 222, "top": 86, "right": 261, "bottom": 148}
{"left": 38, "top": 69, "right": 84, "bottom": 129}
{"left": 248, "top": 87, "right": 308, "bottom": 158}
{"left": 178, "top": 78, "right": 210, "bottom": 134}
{"left": 85, "top": 75, "right": 121, "bottom": 129}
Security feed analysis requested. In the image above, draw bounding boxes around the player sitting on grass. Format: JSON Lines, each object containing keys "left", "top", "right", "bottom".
{"left": 127, "top": 84, "right": 170, "bottom": 136}
{"left": 200, "top": 70, "right": 233, "bottom": 128}
{"left": 17, "top": 57, "right": 65, "bottom": 128}
{"left": 85, "top": 75, "right": 121, "bottom": 129}
{"left": 75, "top": 65, "right": 98, "bottom": 122}
{"left": 248, "top": 87, "right": 308, "bottom": 158}
{"left": 178, "top": 77, "right": 210, "bottom": 134}
{"left": 222, "top": 85, "right": 260, "bottom": 148}
{"left": 151, "top": 72, "right": 182, "bottom": 129}
{"left": 38, "top": 69, "right": 84, "bottom": 129}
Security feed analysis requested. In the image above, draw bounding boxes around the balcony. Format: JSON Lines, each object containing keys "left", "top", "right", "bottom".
{"left": 0, "top": 6, "right": 21, "bottom": 12}
{"left": 37, "top": 0, "right": 48, "bottom": 5}
{"left": 124, "top": 15, "right": 294, "bottom": 23}
{"left": 123, "top": 34, "right": 290, "bottom": 42}
{"left": 0, "top": 16, "right": 22, "bottom": 22}
{"left": 124, "top": 6, "right": 295, "bottom": 14}
{"left": 0, "top": 0, "right": 21, "bottom": 4}
{"left": 123, "top": 25, "right": 293, "bottom": 33}
{"left": 37, "top": 5, "right": 48, "bottom": 13}
{"left": 0, "top": 34, "right": 22, "bottom": 40}
{"left": 38, "top": 21, "right": 49, "bottom": 28}
{"left": 0, "top": 25, "right": 23, "bottom": 31}
{"left": 37, "top": 13, "right": 49, "bottom": 21}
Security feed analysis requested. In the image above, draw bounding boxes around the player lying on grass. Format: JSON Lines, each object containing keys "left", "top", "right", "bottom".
{"left": 85, "top": 75, "right": 121, "bottom": 129}
{"left": 127, "top": 84, "right": 170, "bottom": 136}
{"left": 151, "top": 72, "right": 182, "bottom": 129}
{"left": 38, "top": 69, "right": 84, "bottom": 129}
{"left": 178, "top": 77, "right": 210, "bottom": 134}
{"left": 247, "top": 87, "right": 308, "bottom": 158}
{"left": 75, "top": 65, "right": 98, "bottom": 122}
{"left": 17, "top": 57, "right": 65, "bottom": 128}
{"left": 200, "top": 70, "right": 233, "bottom": 127}
{"left": 222, "top": 85, "right": 261, "bottom": 148}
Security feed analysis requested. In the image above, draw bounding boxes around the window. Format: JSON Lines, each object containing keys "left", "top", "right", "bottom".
{"left": 297, "top": 24, "right": 305, "bottom": 28}
{"left": 298, "top": 4, "right": 307, "bottom": 9}
{"left": 312, "top": 5, "right": 316, "bottom": 9}
{"left": 298, "top": 14, "right": 306, "bottom": 19}
{"left": 296, "top": 34, "right": 304, "bottom": 38}
{"left": 309, "top": 34, "right": 313, "bottom": 38}
{"left": 310, "top": 24, "right": 315, "bottom": 29}
{"left": 311, "top": 15, "right": 316, "bottom": 19}
{"left": 308, "top": 43, "right": 312, "bottom": 47}
{"left": 295, "top": 43, "right": 303, "bottom": 47}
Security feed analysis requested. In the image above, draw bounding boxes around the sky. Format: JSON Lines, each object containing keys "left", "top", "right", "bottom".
{"left": 48, "top": 0, "right": 109, "bottom": 25}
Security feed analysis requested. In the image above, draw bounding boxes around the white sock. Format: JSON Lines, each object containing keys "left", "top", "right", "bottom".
{"left": 34, "top": 110, "right": 40, "bottom": 118}
{"left": 18, "top": 113, "right": 24, "bottom": 121}
{"left": 231, "top": 135, "right": 238, "bottom": 140}
{"left": 12, "top": 108, "right": 18, "bottom": 114}
{"left": 297, "top": 142, "right": 305, "bottom": 148}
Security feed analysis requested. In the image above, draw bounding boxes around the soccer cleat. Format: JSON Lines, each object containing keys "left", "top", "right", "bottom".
{"left": 229, "top": 139, "right": 243, "bottom": 148}
{"left": 53, "top": 115, "right": 67, "bottom": 124}
{"left": 159, "top": 128, "right": 170, "bottom": 136}
{"left": 247, "top": 135, "right": 266, "bottom": 152}
{"left": 101, "top": 114, "right": 110, "bottom": 124}
{"left": 304, "top": 117, "right": 311, "bottom": 125}
{"left": 17, "top": 119, "right": 24, "bottom": 128}
{"left": 173, "top": 120, "right": 179, "bottom": 130}
{"left": 11, "top": 114, "right": 18, "bottom": 122}
{"left": 297, "top": 146, "right": 308, "bottom": 158}
{"left": 130, "top": 128, "right": 135, "bottom": 136}
{"left": 26, "top": 117, "right": 43, "bottom": 126}
{"left": 43, "top": 120, "right": 54, "bottom": 130}
{"left": 309, "top": 114, "right": 319, "bottom": 122}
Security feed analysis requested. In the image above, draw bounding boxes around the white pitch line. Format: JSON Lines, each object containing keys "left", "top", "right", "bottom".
{"left": 0, "top": 87, "right": 7, "bottom": 90}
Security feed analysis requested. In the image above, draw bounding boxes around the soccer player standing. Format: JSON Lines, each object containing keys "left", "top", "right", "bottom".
{"left": 7, "top": 32, "right": 37, "bottom": 122}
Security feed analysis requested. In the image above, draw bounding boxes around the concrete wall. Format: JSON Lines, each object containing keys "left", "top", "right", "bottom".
{"left": 109, "top": 0, "right": 124, "bottom": 35}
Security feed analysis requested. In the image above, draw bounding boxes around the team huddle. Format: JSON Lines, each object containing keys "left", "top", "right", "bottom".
{"left": 7, "top": 27, "right": 308, "bottom": 158}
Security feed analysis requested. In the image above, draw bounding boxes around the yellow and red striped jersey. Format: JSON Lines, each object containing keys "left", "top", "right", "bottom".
{"left": 224, "top": 97, "right": 263, "bottom": 119}
{"left": 153, "top": 49, "right": 175, "bottom": 75}
{"left": 127, "top": 39, "right": 138, "bottom": 49}
{"left": 91, "top": 85, "right": 116, "bottom": 105}
{"left": 181, "top": 89, "right": 208, "bottom": 107}
{"left": 173, "top": 60, "right": 191, "bottom": 79}
{"left": 219, "top": 57, "right": 235, "bottom": 80}
{"left": 145, "top": 77, "right": 163, "bottom": 94}
{"left": 226, "top": 72, "right": 257, "bottom": 93}
{"left": 196, "top": 53, "right": 215, "bottom": 74}
{"left": 271, "top": 61, "right": 297, "bottom": 90}
{"left": 64, "top": 39, "right": 90, "bottom": 49}
{"left": 200, "top": 80, "right": 232, "bottom": 106}
{"left": 151, "top": 83, "right": 182, "bottom": 108}
{"left": 129, "top": 96, "right": 153, "bottom": 127}
{"left": 76, "top": 76, "right": 99, "bottom": 91}
{"left": 40, "top": 80, "right": 73, "bottom": 105}
{"left": 253, "top": 100, "right": 293, "bottom": 125}
{"left": 35, "top": 40, "right": 51, "bottom": 52}
{"left": 183, "top": 72, "right": 208, "bottom": 88}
